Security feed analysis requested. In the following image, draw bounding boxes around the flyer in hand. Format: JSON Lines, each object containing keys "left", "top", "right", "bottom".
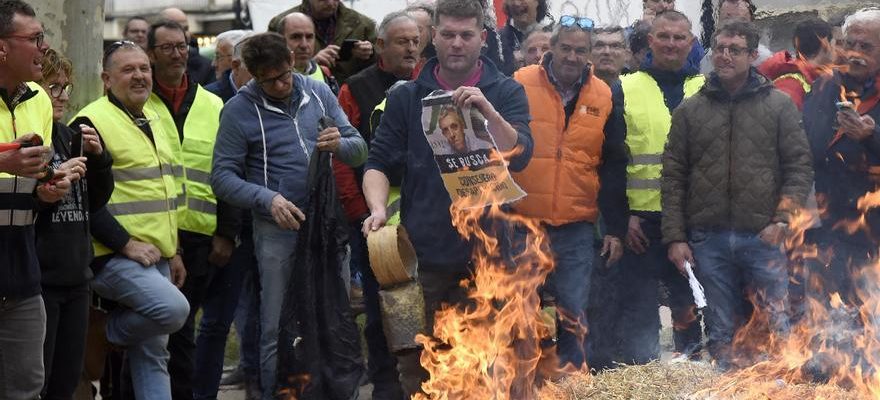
{"left": 420, "top": 90, "right": 526, "bottom": 209}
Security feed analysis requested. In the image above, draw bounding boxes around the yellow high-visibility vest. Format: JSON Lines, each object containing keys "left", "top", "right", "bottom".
{"left": 775, "top": 72, "right": 811, "bottom": 93}
{"left": 74, "top": 97, "right": 180, "bottom": 257}
{"left": 152, "top": 87, "right": 224, "bottom": 236}
{"left": 370, "top": 98, "right": 402, "bottom": 225}
{"left": 621, "top": 71, "right": 705, "bottom": 212}
{"left": 0, "top": 82, "right": 53, "bottom": 226}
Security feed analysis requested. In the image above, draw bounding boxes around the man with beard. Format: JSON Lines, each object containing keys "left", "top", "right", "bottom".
{"left": 361, "top": 0, "right": 533, "bottom": 395}
{"left": 804, "top": 9, "right": 880, "bottom": 308}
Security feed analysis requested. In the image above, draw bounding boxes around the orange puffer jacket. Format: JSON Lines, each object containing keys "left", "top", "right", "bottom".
{"left": 512, "top": 64, "right": 612, "bottom": 226}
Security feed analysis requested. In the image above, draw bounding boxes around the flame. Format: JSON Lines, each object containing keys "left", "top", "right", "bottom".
{"left": 413, "top": 151, "right": 580, "bottom": 399}
{"left": 695, "top": 191, "right": 880, "bottom": 398}
{"left": 277, "top": 374, "right": 311, "bottom": 400}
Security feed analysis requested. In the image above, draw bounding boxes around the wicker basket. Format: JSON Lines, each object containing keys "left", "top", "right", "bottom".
{"left": 367, "top": 225, "right": 418, "bottom": 288}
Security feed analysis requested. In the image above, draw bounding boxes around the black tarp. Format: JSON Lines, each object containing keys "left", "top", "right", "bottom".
{"left": 275, "top": 141, "right": 365, "bottom": 399}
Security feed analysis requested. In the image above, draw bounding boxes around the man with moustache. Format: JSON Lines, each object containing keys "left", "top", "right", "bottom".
{"left": 144, "top": 20, "right": 233, "bottom": 400}
{"left": 361, "top": 0, "right": 533, "bottom": 394}
{"left": 73, "top": 40, "right": 189, "bottom": 400}
{"left": 664, "top": 21, "right": 811, "bottom": 368}
{"left": 616, "top": 10, "right": 704, "bottom": 364}
{"left": 804, "top": 9, "right": 880, "bottom": 308}
{"left": 335, "top": 10, "right": 421, "bottom": 400}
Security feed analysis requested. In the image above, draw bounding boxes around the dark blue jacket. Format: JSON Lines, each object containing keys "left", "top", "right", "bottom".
{"left": 366, "top": 56, "right": 533, "bottom": 270}
{"left": 804, "top": 71, "right": 880, "bottom": 244}
{"left": 205, "top": 69, "right": 237, "bottom": 102}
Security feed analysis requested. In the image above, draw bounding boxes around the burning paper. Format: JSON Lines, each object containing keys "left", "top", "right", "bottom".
{"left": 684, "top": 261, "right": 707, "bottom": 309}
{"left": 420, "top": 90, "right": 526, "bottom": 209}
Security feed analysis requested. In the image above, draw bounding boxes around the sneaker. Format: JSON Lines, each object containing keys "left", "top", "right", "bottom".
{"left": 220, "top": 366, "right": 245, "bottom": 388}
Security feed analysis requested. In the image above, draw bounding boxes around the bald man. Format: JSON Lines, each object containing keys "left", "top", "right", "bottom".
{"left": 279, "top": 12, "right": 339, "bottom": 94}
{"left": 159, "top": 7, "right": 215, "bottom": 85}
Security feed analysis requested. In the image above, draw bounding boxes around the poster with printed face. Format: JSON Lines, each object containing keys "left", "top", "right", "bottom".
{"left": 420, "top": 90, "right": 526, "bottom": 209}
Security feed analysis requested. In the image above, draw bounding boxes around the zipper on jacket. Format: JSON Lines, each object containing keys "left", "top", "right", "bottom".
{"left": 728, "top": 99, "right": 734, "bottom": 227}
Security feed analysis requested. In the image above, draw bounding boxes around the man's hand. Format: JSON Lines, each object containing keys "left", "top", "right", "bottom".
{"left": 352, "top": 41, "right": 373, "bottom": 60}
{"left": 271, "top": 194, "right": 306, "bottom": 230}
{"left": 667, "top": 241, "right": 695, "bottom": 275}
{"left": 838, "top": 111, "right": 875, "bottom": 142}
{"left": 314, "top": 45, "right": 340, "bottom": 68}
{"left": 451, "top": 86, "right": 497, "bottom": 119}
{"left": 317, "top": 127, "right": 342, "bottom": 153}
{"left": 0, "top": 135, "right": 50, "bottom": 178}
{"left": 121, "top": 239, "right": 162, "bottom": 267}
{"left": 601, "top": 235, "right": 623, "bottom": 266}
{"left": 362, "top": 209, "right": 388, "bottom": 237}
{"left": 80, "top": 125, "right": 104, "bottom": 155}
{"left": 758, "top": 223, "right": 787, "bottom": 247}
{"left": 58, "top": 156, "right": 87, "bottom": 183}
{"left": 208, "top": 235, "right": 235, "bottom": 267}
{"left": 625, "top": 215, "right": 649, "bottom": 254}
{"left": 36, "top": 172, "right": 72, "bottom": 203}
{"left": 170, "top": 254, "right": 186, "bottom": 288}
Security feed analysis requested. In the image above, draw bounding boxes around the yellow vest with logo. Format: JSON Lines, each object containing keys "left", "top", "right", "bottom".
{"left": 74, "top": 97, "right": 180, "bottom": 257}
{"left": 621, "top": 71, "right": 705, "bottom": 212}
{"left": 370, "top": 98, "right": 402, "bottom": 226}
{"left": 0, "top": 82, "right": 53, "bottom": 226}
{"left": 160, "top": 86, "right": 224, "bottom": 236}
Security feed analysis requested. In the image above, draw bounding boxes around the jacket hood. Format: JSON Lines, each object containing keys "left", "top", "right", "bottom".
{"left": 703, "top": 67, "right": 773, "bottom": 101}
{"left": 757, "top": 50, "right": 818, "bottom": 82}
{"left": 415, "top": 55, "right": 507, "bottom": 91}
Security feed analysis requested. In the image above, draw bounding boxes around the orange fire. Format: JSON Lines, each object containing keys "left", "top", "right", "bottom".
{"left": 413, "top": 152, "right": 579, "bottom": 399}
{"left": 696, "top": 191, "right": 880, "bottom": 398}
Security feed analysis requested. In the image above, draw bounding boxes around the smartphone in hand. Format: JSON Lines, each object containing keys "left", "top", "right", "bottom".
{"left": 338, "top": 39, "right": 359, "bottom": 62}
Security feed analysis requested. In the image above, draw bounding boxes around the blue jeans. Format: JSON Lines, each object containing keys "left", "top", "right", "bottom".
{"left": 91, "top": 257, "right": 190, "bottom": 400}
{"left": 0, "top": 294, "right": 45, "bottom": 400}
{"left": 252, "top": 217, "right": 298, "bottom": 400}
{"left": 192, "top": 236, "right": 250, "bottom": 400}
{"left": 690, "top": 229, "right": 789, "bottom": 364}
{"left": 543, "top": 221, "right": 595, "bottom": 368}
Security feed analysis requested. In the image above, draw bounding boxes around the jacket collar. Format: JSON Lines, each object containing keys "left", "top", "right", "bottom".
{"left": 703, "top": 67, "right": 772, "bottom": 101}
{"left": 415, "top": 55, "right": 504, "bottom": 91}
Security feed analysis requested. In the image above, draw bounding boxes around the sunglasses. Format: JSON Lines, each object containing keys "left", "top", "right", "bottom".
{"left": 559, "top": 15, "right": 595, "bottom": 31}
{"left": 102, "top": 40, "right": 140, "bottom": 65}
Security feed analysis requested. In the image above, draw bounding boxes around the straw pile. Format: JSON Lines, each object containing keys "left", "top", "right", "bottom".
{"left": 540, "top": 361, "right": 862, "bottom": 399}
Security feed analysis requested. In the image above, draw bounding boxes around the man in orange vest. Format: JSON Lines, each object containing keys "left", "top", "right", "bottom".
{"left": 512, "top": 17, "right": 628, "bottom": 369}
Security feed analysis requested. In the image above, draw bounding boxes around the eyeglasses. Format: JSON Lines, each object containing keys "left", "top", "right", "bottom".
{"left": 153, "top": 42, "right": 189, "bottom": 55}
{"left": 713, "top": 45, "right": 750, "bottom": 57}
{"left": 103, "top": 40, "right": 140, "bottom": 66}
{"left": 559, "top": 15, "right": 595, "bottom": 31}
{"left": 257, "top": 70, "right": 292, "bottom": 87}
{"left": 1, "top": 31, "right": 44, "bottom": 48}
{"left": 47, "top": 83, "right": 72, "bottom": 98}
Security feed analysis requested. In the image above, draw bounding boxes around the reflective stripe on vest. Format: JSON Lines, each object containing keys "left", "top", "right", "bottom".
{"left": 0, "top": 82, "right": 53, "bottom": 226}
{"left": 775, "top": 72, "right": 811, "bottom": 93}
{"left": 386, "top": 186, "right": 401, "bottom": 226}
{"left": 74, "top": 96, "right": 180, "bottom": 258}
{"left": 169, "top": 86, "right": 223, "bottom": 236}
{"left": 621, "top": 71, "right": 705, "bottom": 212}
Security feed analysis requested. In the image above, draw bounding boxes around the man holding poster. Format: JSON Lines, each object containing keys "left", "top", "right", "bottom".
{"left": 361, "top": 0, "right": 533, "bottom": 395}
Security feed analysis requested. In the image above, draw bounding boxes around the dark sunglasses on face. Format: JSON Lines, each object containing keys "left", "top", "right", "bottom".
{"left": 559, "top": 15, "right": 595, "bottom": 31}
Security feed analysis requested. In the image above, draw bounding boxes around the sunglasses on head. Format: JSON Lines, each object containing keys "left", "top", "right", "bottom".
{"left": 559, "top": 15, "right": 595, "bottom": 31}
{"left": 102, "top": 40, "right": 140, "bottom": 65}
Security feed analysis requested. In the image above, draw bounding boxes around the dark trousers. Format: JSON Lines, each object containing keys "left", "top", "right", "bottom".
{"left": 396, "top": 268, "right": 471, "bottom": 398}
{"left": 42, "top": 283, "right": 90, "bottom": 400}
{"left": 615, "top": 218, "right": 701, "bottom": 364}
{"left": 192, "top": 233, "right": 251, "bottom": 400}
{"left": 170, "top": 231, "right": 216, "bottom": 400}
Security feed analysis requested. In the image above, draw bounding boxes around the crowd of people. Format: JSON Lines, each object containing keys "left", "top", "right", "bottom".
{"left": 0, "top": 0, "right": 878, "bottom": 398}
